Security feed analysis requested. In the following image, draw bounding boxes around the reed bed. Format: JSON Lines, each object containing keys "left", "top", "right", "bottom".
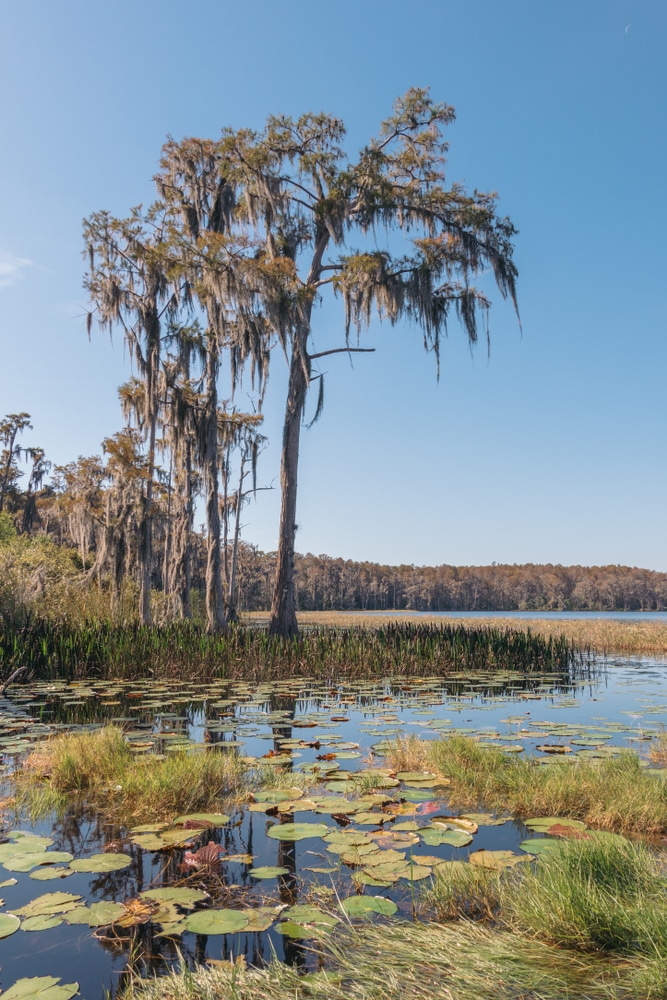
{"left": 290, "top": 611, "right": 667, "bottom": 656}
{"left": 387, "top": 734, "right": 667, "bottom": 835}
{"left": 0, "top": 617, "right": 584, "bottom": 681}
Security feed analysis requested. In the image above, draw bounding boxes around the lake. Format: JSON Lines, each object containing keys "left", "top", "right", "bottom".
{"left": 1, "top": 651, "right": 666, "bottom": 998}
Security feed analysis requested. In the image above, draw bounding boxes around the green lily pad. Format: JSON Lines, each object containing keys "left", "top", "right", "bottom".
{"left": 462, "top": 813, "right": 508, "bottom": 826}
{"left": 69, "top": 853, "right": 132, "bottom": 873}
{"left": 524, "top": 817, "right": 586, "bottom": 832}
{"left": 129, "top": 822, "right": 167, "bottom": 834}
{"left": 29, "top": 868, "right": 75, "bottom": 881}
{"left": 267, "top": 822, "right": 329, "bottom": 841}
{"left": 141, "top": 888, "right": 209, "bottom": 909}
{"left": 129, "top": 834, "right": 168, "bottom": 851}
{"left": 172, "top": 813, "right": 230, "bottom": 826}
{"left": 63, "top": 902, "right": 126, "bottom": 926}
{"left": 519, "top": 839, "right": 557, "bottom": 855}
{"left": 275, "top": 920, "right": 314, "bottom": 938}
{"left": 249, "top": 866, "right": 290, "bottom": 879}
{"left": 396, "top": 771, "right": 438, "bottom": 781}
{"left": 184, "top": 908, "right": 249, "bottom": 935}
{"left": 3, "top": 852, "right": 74, "bottom": 873}
{"left": 2, "top": 977, "right": 79, "bottom": 1000}
{"left": 0, "top": 912, "right": 20, "bottom": 938}
{"left": 341, "top": 895, "right": 398, "bottom": 917}
{"left": 469, "top": 850, "right": 529, "bottom": 870}
{"left": 0, "top": 877, "right": 18, "bottom": 887}
{"left": 13, "top": 892, "right": 83, "bottom": 918}
{"left": 283, "top": 905, "right": 339, "bottom": 926}
{"left": 419, "top": 828, "right": 473, "bottom": 848}
{"left": 20, "top": 914, "right": 64, "bottom": 932}
{"left": 242, "top": 906, "right": 281, "bottom": 932}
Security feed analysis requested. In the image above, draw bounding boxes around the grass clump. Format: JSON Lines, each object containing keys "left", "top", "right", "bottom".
{"left": 18, "top": 726, "right": 247, "bottom": 822}
{"left": 124, "top": 918, "right": 620, "bottom": 1000}
{"left": 421, "top": 861, "right": 502, "bottom": 921}
{"left": 387, "top": 734, "right": 667, "bottom": 834}
{"left": 503, "top": 835, "right": 667, "bottom": 957}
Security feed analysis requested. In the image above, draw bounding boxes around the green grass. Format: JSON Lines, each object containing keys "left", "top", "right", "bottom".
{"left": 387, "top": 734, "right": 667, "bottom": 834}
{"left": 122, "top": 918, "right": 626, "bottom": 1000}
{"left": 18, "top": 726, "right": 247, "bottom": 822}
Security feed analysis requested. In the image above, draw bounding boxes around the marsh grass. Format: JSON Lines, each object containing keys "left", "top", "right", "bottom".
{"left": 294, "top": 611, "right": 667, "bottom": 656}
{"left": 387, "top": 734, "right": 667, "bottom": 834}
{"left": 648, "top": 730, "right": 667, "bottom": 765}
{"left": 0, "top": 618, "right": 583, "bottom": 681}
{"left": 123, "top": 918, "right": 626, "bottom": 1000}
{"left": 18, "top": 726, "right": 247, "bottom": 822}
{"left": 503, "top": 836, "right": 667, "bottom": 957}
{"left": 421, "top": 861, "right": 502, "bottom": 921}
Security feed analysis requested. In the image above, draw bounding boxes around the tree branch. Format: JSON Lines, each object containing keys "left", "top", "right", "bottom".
{"left": 308, "top": 347, "right": 376, "bottom": 360}
{"left": 0, "top": 665, "right": 30, "bottom": 698}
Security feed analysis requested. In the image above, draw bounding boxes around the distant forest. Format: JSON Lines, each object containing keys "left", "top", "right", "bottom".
{"left": 237, "top": 552, "right": 667, "bottom": 613}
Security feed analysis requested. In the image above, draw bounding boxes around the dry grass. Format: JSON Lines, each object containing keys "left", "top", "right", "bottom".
{"left": 16, "top": 726, "right": 247, "bottom": 822}
{"left": 272, "top": 611, "right": 667, "bottom": 655}
{"left": 648, "top": 731, "right": 667, "bottom": 766}
{"left": 386, "top": 734, "right": 667, "bottom": 835}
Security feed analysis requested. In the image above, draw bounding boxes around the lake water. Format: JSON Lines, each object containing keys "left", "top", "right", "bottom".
{"left": 1, "top": 652, "right": 667, "bottom": 998}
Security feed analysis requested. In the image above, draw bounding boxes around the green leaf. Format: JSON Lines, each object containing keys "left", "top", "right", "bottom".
{"left": 184, "top": 909, "right": 249, "bottom": 935}
{"left": 469, "top": 850, "right": 529, "bottom": 870}
{"left": 1, "top": 978, "right": 78, "bottom": 1000}
{"left": 3, "top": 852, "right": 74, "bottom": 873}
{"left": 141, "top": 887, "right": 209, "bottom": 909}
{"left": 267, "top": 822, "right": 329, "bottom": 841}
{"left": 172, "top": 813, "right": 230, "bottom": 826}
{"left": 283, "top": 905, "right": 339, "bottom": 926}
{"left": 524, "top": 817, "right": 586, "bottom": 832}
{"left": 248, "top": 866, "right": 290, "bottom": 879}
{"left": 29, "top": 868, "right": 74, "bottom": 881}
{"left": 0, "top": 912, "right": 20, "bottom": 938}
{"left": 419, "top": 828, "right": 473, "bottom": 848}
{"left": 69, "top": 853, "right": 132, "bottom": 873}
{"left": 63, "top": 902, "right": 126, "bottom": 926}
{"left": 13, "top": 892, "right": 83, "bottom": 918}
{"left": 20, "top": 915, "right": 64, "bottom": 932}
{"left": 341, "top": 895, "right": 398, "bottom": 917}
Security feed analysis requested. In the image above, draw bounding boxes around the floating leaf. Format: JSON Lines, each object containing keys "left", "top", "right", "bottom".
{"left": 3, "top": 852, "right": 74, "bottom": 873}
{"left": 0, "top": 877, "right": 18, "bottom": 887}
{"left": 469, "top": 850, "right": 529, "bottom": 870}
{"left": 242, "top": 906, "right": 281, "bottom": 932}
{"left": 184, "top": 909, "right": 248, "bottom": 935}
{"left": 341, "top": 895, "right": 397, "bottom": 917}
{"left": 524, "top": 817, "right": 586, "bottom": 833}
{"left": 63, "top": 902, "right": 126, "bottom": 926}
{"left": 172, "top": 813, "right": 230, "bottom": 826}
{"left": 13, "top": 892, "right": 83, "bottom": 918}
{"left": 396, "top": 772, "right": 438, "bottom": 782}
{"left": 1, "top": 977, "right": 79, "bottom": 1000}
{"left": 519, "top": 839, "right": 556, "bottom": 856}
{"left": 20, "top": 914, "right": 63, "bottom": 932}
{"left": 249, "top": 866, "right": 290, "bottom": 879}
{"left": 267, "top": 822, "right": 329, "bottom": 841}
{"left": 0, "top": 912, "right": 20, "bottom": 938}
{"left": 419, "top": 828, "right": 473, "bottom": 848}
{"left": 141, "top": 887, "right": 208, "bottom": 909}
{"left": 283, "top": 905, "right": 339, "bottom": 926}
{"left": 29, "top": 868, "right": 75, "bottom": 881}
{"left": 69, "top": 853, "right": 132, "bottom": 873}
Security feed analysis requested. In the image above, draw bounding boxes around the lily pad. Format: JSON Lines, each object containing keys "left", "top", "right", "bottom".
{"left": 172, "top": 812, "right": 230, "bottom": 826}
{"left": 13, "top": 892, "right": 83, "bottom": 918}
{"left": 249, "top": 866, "right": 290, "bottom": 879}
{"left": 141, "top": 887, "right": 209, "bottom": 909}
{"left": 469, "top": 850, "right": 529, "bottom": 870}
{"left": 29, "top": 867, "right": 75, "bottom": 881}
{"left": 524, "top": 817, "right": 586, "bottom": 833}
{"left": 419, "top": 828, "right": 473, "bottom": 848}
{"left": 2, "top": 978, "right": 79, "bottom": 1000}
{"left": 20, "top": 914, "right": 64, "bottom": 932}
{"left": 0, "top": 912, "right": 20, "bottom": 938}
{"left": 63, "top": 902, "right": 126, "bottom": 926}
{"left": 3, "top": 851, "right": 74, "bottom": 873}
{"left": 341, "top": 895, "right": 398, "bottom": 917}
{"left": 69, "top": 853, "right": 132, "bottom": 873}
{"left": 184, "top": 909, "right": 249, "bottom": 935}
{"left": 267, "top": 822, "right": 329, "bottom": 841}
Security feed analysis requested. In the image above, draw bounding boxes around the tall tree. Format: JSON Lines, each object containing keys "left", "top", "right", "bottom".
{"left": 0, "top": 412, "right": 32, "bottom": 514}
{"left": 156, "top": 89, "right": 519, "bottom": 636}
{"left": 84, "top": 210, "right": 180, "bottom": 623}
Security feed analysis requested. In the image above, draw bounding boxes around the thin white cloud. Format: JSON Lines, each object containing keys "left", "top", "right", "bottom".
{"left": 0, "top": 251, "right": 34, "bottom": 289}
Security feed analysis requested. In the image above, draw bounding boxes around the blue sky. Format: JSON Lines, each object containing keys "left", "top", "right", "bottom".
{"left": 1, "top": 0, "right": 665, "bottom": 570}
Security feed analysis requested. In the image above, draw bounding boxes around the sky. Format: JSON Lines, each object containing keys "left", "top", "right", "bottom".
{"left": 1, "top": 0, "right": 665, "bottom": 571}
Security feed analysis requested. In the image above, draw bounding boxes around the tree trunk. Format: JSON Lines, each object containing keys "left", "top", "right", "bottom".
{"left": 227, "top": 458, "right": 246, "bottom": 623}
{"left": 203, "top": 342, "right": 227, "bottom": 633}
{"left": 269, "top": 336, "right": 308, "bottom": 637}
{"left": 138, "top": 412, "right": 156, "bottom": 625}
